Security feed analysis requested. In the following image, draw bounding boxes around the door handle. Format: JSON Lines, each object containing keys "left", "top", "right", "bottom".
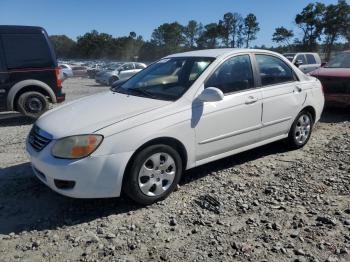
{"left": 245, "top": 96, "right": 258, "bottom": 104}
{"left": 294, "top": 86, "right": 302, "bottom": 93}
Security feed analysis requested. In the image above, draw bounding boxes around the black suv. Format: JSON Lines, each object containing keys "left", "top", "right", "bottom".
{"left": 0, "top": 25, "right": 65, "bottom": 118}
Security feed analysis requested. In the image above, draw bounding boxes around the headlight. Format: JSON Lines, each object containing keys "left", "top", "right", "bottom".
{"left": 52, "top": 135, "right": 103, "bottom": 159}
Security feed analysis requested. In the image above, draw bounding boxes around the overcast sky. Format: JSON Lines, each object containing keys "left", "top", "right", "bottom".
{"left": 0, "top": 0, "right": 343, "bottom": 46}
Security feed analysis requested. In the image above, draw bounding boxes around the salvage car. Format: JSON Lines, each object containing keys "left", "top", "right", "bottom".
{"left": 283, "top": 52, "right": 322, "bottom": 74}
{"left": 0, "top": 25, "right": 65, "bottom": 118}
{"left": 310, "top": 50, "right": 350, "bottom": 107}
{"left": 26, "top": 49, "right": 324, "bottom": 205}
{"left": 95, "top": 62, "right": 147, "bottom": 86}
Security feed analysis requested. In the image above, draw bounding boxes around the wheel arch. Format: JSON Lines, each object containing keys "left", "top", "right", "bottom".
{"left": 7, "top": 80, "right": 56, "bottom": 111}
{"left": 301, "top": 105, "right": 316, "bottom": 123}
{"left": 122, "top": 137, "right": 188, "bottom": 186}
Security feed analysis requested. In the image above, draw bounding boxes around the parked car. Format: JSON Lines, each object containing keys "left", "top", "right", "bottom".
{"left": 71, "top": 65, "right": 88, "bottom": 77}
{"left": 26, "top": 49, "right": 324, "bottom": 205}
{"left": 310, "top": 50, "right": 350, "bottom": 107}
{"left": 0, "top": 25, "right": 65, "bottom": 118}
{"left": 59, "top": 64, "right": 73, "bottom": 79}
{"left": 95, "top": 62, "right": 147, "bottom": 86}
{"left": 283, "top": 52, "right": 322, "bottom": 74}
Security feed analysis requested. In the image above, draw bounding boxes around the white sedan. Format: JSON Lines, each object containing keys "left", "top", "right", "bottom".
{"left": 26, "top": 49, "right": 324, "bottom": 205}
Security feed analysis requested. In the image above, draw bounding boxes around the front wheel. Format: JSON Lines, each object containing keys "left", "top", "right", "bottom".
{"left": 17, "top": 91, "right": 49, "bottom": 119}
{"left": 108, "top": 76, "right": 118, "bottom": 86}
{"left": 123, "top": 144, "right": 183, "bottom": 205}
{"left": 287, "top": 111, "right": 313, "bottom": 149}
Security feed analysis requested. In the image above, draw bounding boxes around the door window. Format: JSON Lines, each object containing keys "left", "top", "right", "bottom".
{"left": 121, "top": 63, "right": 134, "bottom": 71}
{"left": 256, "top": 54, "right": 295, "bottom": 86}
{"left": 306, "top": 54, "right": 317, "bottom": 65}
{"left": 205, "top": 55, "right": 254, "bottom": 94}
{"left": 295, "top": 54, "right": 307, "bottom": 65}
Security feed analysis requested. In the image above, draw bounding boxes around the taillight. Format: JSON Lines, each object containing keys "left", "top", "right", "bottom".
{"left": 55, "top": 68, "right": 62, "bottom": 87}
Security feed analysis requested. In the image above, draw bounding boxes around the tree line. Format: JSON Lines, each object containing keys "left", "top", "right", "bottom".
{"left": 272, "top": 0, "right": 350, "bottom": 60}
{"left": 50, "top": 12, "right": 260, "bottom": 61}
{"left": 50, "top": 0, "right": 350, "bottom": 62}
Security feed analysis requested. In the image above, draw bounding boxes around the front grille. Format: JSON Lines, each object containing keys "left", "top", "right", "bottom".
{"left": 29, "top": 126, "right": 52, "bottom": 152}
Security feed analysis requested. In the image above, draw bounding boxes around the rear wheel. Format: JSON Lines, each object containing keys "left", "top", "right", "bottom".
{"left": 17, "top": 91, "right": 49, "bottom": 119}
{"left": 287, "top": 110, "right": 313, "bottom": 149}
{"left": 123, "top": 144, "right": 183, "bottom": 205}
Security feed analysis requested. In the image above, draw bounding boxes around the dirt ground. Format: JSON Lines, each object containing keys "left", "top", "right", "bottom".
{"left": 0, "top": 77, "right": 349, "bottom": 262}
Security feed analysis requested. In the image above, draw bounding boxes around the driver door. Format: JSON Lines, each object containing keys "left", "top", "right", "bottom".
{"left": 194, "top": 54, "right": 262, "bottom": 162}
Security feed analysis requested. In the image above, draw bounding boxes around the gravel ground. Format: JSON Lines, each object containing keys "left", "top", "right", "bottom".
{"left": 0, "top": 78, "right": 349, "bottom": 262}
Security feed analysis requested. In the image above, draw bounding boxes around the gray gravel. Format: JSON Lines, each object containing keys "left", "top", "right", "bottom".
{"left": 0, "top": 78, "right": 350, "bottom": 262}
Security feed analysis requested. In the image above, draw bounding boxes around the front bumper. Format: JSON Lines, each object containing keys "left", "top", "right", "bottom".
{"left": 26, "top": 139, "right": 132, "bottom": 198}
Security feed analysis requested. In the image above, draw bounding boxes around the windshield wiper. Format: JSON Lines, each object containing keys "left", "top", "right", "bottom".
{"left": 127, "top": 87, "right": 155, "bottom": 98}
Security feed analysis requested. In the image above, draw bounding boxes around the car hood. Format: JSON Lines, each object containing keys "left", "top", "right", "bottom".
{"left": 36, "top": 92, "right": 171, "bottom": 139}
{"left": 310, "top": 67, "right": 350, "bottom": 78}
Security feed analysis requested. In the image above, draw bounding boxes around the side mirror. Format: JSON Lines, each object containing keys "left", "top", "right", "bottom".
{"left": 294, "top": 60, "right": 303, "bottom": 67}
{"left": 198, "top": 87, "right": 224, "bottom": 102}
{"left": 321, "top": 62, "right": 327, "bottom": 67}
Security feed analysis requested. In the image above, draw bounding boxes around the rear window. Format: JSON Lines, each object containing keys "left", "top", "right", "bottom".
{"left": 1, "top": 33, "right": 54, "bottom": 69}
{"left": 306, "top": 54, "right": 317, "bottom": 64}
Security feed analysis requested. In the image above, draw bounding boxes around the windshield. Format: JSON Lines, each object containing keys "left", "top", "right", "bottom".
{"left": 325, "top": 52, "right": 350, "bottom": 68}
{"left": 283, "top": 53, "right": 296, "bottom": 62}
{"left": 114, "top": 57, "right": 214, "bottom": 101}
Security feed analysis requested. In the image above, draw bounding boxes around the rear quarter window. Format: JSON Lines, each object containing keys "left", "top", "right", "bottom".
{"left": 1, "top": 33, "right": 54, "bottom": 69}
{"left": 306, "top": 54, "right": 317, "bottom": 65}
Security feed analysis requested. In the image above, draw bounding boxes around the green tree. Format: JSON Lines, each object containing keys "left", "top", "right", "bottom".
{"left": 184, "top": 20, "right": 203, "bottom": 49}
{"left": 49, "top": 35, "right": 77, "bottom": 58}
{"left": 272, "top": 27, "right": 294, "bottom": 46}
{"left": 197, "top": 23, "right": 221, "bottom": 48}
{"left": 76, "top": 30, "right": 114, "bottom": 58}
{"left": 243, "top": 14, "right": 260, "bottom": 48}
{"left": 151, "top": 22, "right": 186, "bottom": 55}
{"left": 323, "top": 0, "right": 350, "bottom": 60}
{"left": 295, "top": 2, "right": 325, "bottom": 51}
{"left": 219, "top": 12, "right": 234, "bottom": 47}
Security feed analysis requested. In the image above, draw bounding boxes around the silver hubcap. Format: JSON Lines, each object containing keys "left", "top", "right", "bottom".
{"left": 294, "top": 114, "right": 311, "bottom": 144}
{"left": 27, "top": 97, "right": 43, "bottom": 112}
{"left": 138, "top": 152, "right": 176, "bottom": 197}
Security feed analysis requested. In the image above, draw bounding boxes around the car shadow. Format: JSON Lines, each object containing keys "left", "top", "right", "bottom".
{"left": 0, "top": 140, "right": 290, "bottom": 235}
{"left": 181, "top": 140, "right": 289, "bottom": 185}
{"left": 320, "top": 107, "right": 350, "bottom": 123}
{"left": 0, "top": 113, "right": 35, "bottom": 127}
{"left": 0, "top": 162, "right": 139, "bottom": 235}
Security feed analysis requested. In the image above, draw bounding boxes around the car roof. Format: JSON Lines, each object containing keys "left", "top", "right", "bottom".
{"left": 0, "top": 25, "right": 46, "bottom": 34}
{"left": 166, "top": 48, "right": 279, "bottom": 59}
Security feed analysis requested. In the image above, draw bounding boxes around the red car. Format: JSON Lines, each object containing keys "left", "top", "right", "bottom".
{"left": 310, "top": 50, "right": 350, "bottom": 107}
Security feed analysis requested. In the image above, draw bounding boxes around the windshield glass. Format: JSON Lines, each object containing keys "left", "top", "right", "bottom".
{"left": 283, "top": 53, "right": 296, "bottom": 62}
{"left": 325, "top": 52, "right": 350, "bottom": 68}
{"left": 114, "top": 57, "right": 214, "bottom": 100}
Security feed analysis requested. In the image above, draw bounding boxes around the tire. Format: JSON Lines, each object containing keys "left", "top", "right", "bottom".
{"left": 287, "top": 110, "right": 313, "bottom": 149}
{"left": 17, "top": 91, "right": 49, "bottom": 119}
{"left": 108, "top": 76, "right": 118, "bottom": 86}
{"left": 123, "top": 144, "right": 183, "bottom": 205}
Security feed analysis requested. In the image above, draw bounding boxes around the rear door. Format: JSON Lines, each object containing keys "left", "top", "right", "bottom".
{"left": 256, "top": 54, "right": 306, "bottom": 140}
{"left": 0, "top": 37, "right": 10, "bottom": 110}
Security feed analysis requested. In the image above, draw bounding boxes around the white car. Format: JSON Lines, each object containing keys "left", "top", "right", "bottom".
{"left": 58, "top": 64, "right": 73, "bottom": 79}
{"left": 283, "top": 52, "right": 322, "bottom": 74}
{"left": 26, "top": 49, "right": 324, "bottom": 205}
